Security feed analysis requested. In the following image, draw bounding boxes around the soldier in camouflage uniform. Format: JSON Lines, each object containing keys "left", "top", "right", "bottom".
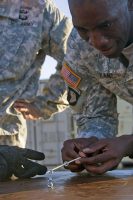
{"left": 61, "top": 0, "right": 133, "bottom": 174}
{"left": 0, "top": 0, "right": 72, "bottom": 147}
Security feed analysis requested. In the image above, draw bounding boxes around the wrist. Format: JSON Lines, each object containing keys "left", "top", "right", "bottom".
{"left": 128, "top": 134, "right": 133, "bottom": 158}
{"left": 120, "top": 135, "right": 133, "bottom": 158}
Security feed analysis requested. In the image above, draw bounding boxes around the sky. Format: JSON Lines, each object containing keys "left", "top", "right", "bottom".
{"left": 40, "top": 0, "right": 71, "bottom": 80}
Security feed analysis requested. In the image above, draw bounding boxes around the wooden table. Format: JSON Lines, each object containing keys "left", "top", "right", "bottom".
{"left": 0, "top": 170, "right": 133, "bottom": 200}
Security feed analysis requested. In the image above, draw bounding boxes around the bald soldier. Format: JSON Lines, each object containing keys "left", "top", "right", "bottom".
{"left": 61, "top": 0, "right": 133, "bottom": 174}
{"left": 0, "top": 0, "right": 72, "bottom": 180}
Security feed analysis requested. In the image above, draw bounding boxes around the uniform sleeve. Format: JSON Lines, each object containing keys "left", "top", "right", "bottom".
{"left": 62, "top": 29, "right": 118, "bottom": 139}
{"left": 41, "top": 0, "right": 72, "bottom": 63}
{"left": 30, "top": 64, "right": 69, "bottom": 120}
{"left": 25, "top": 0, "right": 72, "bottom": 120}
{"left": 75, "top": 83, "right": 118, "bottom": 139}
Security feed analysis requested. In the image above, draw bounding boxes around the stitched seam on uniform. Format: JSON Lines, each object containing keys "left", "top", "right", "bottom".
{"left": 48, "top": 22, "right": 53, "bottom": 55}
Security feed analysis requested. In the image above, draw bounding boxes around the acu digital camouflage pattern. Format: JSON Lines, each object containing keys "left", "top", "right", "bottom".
{"left": 43, "top": 28, "right": 133, "bottom": 140}
{"left": 38, "top": 28, "right": 130, "bottom": 140}
{"left": 32, "top": 66, "right": 69, "bottom": 120}
{"left": 0, "top": 0, "right": 72, "bottom": 147}
{"left": 63, "top": 28, "right": 129, "bottom": 139}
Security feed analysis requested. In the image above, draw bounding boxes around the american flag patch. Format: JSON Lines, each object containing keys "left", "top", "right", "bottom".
{"left": 61, "top": 63, "right": 81, "bottom": 88}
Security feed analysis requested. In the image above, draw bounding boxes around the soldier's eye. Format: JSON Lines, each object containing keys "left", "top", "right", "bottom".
{"left": 76, "top": 27, "right": 88, "bottom": 33}
{"left": 74, "top": 26, "right": 89, "bottom": 41}
{"left": 100, "top": 21, "right": 113, "bottom": 29}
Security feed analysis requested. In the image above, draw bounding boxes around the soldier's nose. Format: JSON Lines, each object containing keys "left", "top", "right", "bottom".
{"left": 88, "top": 31, "right": 110, "bottom": 51}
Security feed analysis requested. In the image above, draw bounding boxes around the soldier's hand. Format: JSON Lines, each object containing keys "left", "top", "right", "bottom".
{"left": 79, "top": 135, "right": 133, "bottom": 175}
{"left": 61, "top": 137, "right": 98, "bottom": 172}
{"left": 14, "top": 100, "right": 43, "bottom": 120}
{"left": 0, "top": 145, "right": 47, "bottom": 181}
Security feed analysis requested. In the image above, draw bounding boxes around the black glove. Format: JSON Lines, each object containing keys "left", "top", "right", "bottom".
{"left": 0, "top": 145, "right": 47, "bottom": 181}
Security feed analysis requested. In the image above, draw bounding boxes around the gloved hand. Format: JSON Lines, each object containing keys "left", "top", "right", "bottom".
{"left": 0, "top": 145, "right": 47, "bottom": 181}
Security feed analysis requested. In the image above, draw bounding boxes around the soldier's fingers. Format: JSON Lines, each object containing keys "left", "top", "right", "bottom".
{"left": 61, "top": 149, "right": 79, "bottom": 162}
{"left": 18, "top": 148, "right": 45, "bottom": 160}
{"left": 21, "top": 112, "right": 29, "bottom": 120}
{"left": 85, "top": 160, "right": 118, "bottom": 175}
{"left": 62, "top": 153, "right": 76, "bottom": 163}
{"left": 22, "top": 113, "right": 33, "bottom": 120}
{"left": 0, "top": 155, "right": 9, "bottom": 181}
{"left": 28, "top": 114, "right": 38, "bottom": 120}
{"left": 80, "top": 152, "right": 111, "bottom": 165}
{"left": 15, "top": 99, "right": 28, "bottom": 103}
{"left": 69, "top": 165, "right": 85, "bottom": 172}
{"left": 64, "top": 163, "right": 77, "bottom": 170}
{"left": 23, "top": 159, "right": 47, "bottom": 175}
{"left": 14, "top": 102, "right": 28, "bottom": 108}
{"left": 15, "top": 160, "right": 47, "bottom": 178}
{"left": 17, "top": 108, "right": 29, "bottom": 112}
{"left": 14, "top": 166, "right": 26, "bottom": 178}
{"left": 79, "top": 151, "right": 86, "bottom": 158}
{"left": 22, "top": 112, "right": 37, "bottom": 120}
{"left": 61, "top": 146, "right": 79, "bottom": 161}
{"left": 64, "top": 163, "right": 84, "bottom": 172}
{"left": 83, "top": 140, "right": 106, "bottom": 154}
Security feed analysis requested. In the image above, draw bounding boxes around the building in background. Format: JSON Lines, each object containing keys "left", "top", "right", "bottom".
{"left": 26, "top": 80, "right": 133, "bottom": 167}
{"left": 117, "top": 98, "right": 133, "bottom": 167}
{"left": 118, "top": 98, "right": 133, "bottom": 136}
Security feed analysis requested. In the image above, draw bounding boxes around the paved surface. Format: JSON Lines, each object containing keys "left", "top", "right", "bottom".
{"left": 0, "top": 170, "right": 133, "bottom": 200}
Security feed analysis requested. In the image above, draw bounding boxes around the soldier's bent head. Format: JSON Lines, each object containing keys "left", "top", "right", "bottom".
{"left": 68, "top": 0, "right": 133, "bottom": 58}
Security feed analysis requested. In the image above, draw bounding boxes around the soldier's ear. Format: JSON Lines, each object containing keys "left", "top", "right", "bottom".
{"left": 128, "top": 0, "right": 133, "bottom": 10}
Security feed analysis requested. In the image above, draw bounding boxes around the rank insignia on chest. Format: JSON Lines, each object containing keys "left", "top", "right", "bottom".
{"left": 61, "top": 63, "right": 81, "bottom": 88}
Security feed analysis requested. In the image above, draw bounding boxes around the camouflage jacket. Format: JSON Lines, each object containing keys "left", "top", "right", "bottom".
{"left": 0, "top": 0, "right": 72, "bottom": 140}
{"left": 61, "top": 29, "right": 128, "bottom": 139}
{"left": 31, "top": 62, "right": 69, "bottom": 120}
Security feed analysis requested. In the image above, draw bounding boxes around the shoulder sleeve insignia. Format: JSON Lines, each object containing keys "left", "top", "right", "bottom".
{"left": 61, "top": 62, "right": 81, "bottom": 89}
{"left": 67, "top": 87, "right": 81, "bottom": 106}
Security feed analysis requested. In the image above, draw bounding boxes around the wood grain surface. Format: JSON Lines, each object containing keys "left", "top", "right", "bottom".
{"left": 0, "top": 170, "right": 133, "bottom": 200}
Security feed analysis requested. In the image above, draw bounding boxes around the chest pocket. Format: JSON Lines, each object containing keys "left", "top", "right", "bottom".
{"left": 0, "top": 1, "right": 23, "bottom": 75}
{"left": 18, "top": 0, "right": 45, "bottom": 27}
{"left": 0, "top": 25, "right": 25, "bottom": 80}
{"left": 0, "top": 0, "right": 21, "bottom": 19}
{"left": 99, "top": 71, "right": 133, "bottom": 104}
{"left": 0, "top": 1, "right": 45, "bottom": 80}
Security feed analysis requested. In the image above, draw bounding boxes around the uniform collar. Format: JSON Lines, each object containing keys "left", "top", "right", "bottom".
{"left": 122, "top": 43, "right": 133, "bottom": 66}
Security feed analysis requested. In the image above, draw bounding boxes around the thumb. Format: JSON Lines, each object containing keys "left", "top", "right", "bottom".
{"left": 83, "top": 141, "right": 106, "bottom": 154}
